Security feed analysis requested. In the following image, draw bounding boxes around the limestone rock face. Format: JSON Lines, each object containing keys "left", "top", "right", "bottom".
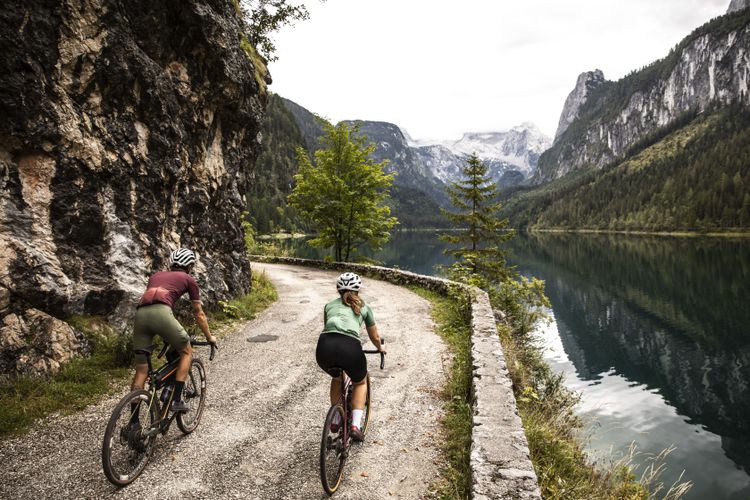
{"left": 0, "top": 0, "right": 266, "bottom": 374}
{"left": 0, "top": 309, "right": 91, "bottom": 376}
{"left": 537, "top": 12, "right": 750, "bottom": 181}
{"left": 554, "top": 70, "right": 605, "bottom": 142}
{"left": 728, "top": 0, "right": 749, "bottom": 14}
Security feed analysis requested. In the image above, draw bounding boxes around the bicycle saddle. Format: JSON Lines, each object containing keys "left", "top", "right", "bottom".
{"left": 133, "top": 344, "right": 156, "bottom": 356}
{"left": 326, "top": 367, "right": 343, "bottom": 377}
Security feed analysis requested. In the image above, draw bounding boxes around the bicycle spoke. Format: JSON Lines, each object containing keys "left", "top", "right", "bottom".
{"left": 102, "top": 390, "right": 157, "bottom": 486}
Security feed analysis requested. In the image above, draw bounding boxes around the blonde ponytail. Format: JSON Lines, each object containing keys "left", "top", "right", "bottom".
{"left": 341, "top": 291, "right": 364, "bottom": 316}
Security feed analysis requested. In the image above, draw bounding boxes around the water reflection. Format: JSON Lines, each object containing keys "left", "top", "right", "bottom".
{"left": 508, "top": 233, "right": 750, "bottom": 499}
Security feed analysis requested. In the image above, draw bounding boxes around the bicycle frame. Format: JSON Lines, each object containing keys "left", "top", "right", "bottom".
{"left": 135, "top": 339, "right": 216, "bottom": 438}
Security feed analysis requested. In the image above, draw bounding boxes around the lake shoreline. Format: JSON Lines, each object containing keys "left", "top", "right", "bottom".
{"left": 524, "top": 227, "right": 750, "bottom": 238}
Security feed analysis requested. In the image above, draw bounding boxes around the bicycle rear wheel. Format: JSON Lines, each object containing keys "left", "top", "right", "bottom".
{"left": 102, "top": 389, "right": 158, "bottom": 486}
{"left": 320, "top": 404, "right": 347, "bottom": 495}
{"left": 361, "top": 374, "right": 372, "bottom": 436}
{"left": 177, "top": 358, "right": 206, "bottom": 434}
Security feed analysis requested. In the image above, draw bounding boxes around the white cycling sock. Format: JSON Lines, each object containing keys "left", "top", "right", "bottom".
{"left": 332, "top": 412, "right": 342, "bottom": 425}
{"left": 351, "top": 409, "right": 364, "bottom": 429}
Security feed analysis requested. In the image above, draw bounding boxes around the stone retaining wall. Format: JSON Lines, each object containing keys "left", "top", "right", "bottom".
{"left": 252, "top": 256, "right": 541, "bottom": 498}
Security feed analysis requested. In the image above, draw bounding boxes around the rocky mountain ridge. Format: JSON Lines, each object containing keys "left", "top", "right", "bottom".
{"left": 536, "top": 7, "right": 750, "bottom": 181}
{"left": 0, "top": 0, "right": 266, "bottom": 375}
{"left": 554, "top": 70, "right": 606, "bottom": 141}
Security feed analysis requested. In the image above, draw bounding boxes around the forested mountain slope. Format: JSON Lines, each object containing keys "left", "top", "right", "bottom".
{"left": 503, "top": 105, "right": 750, "bottom": 231}
{"left": 250, "top": 96, "right": 448, "bottom": 230}
{"left": 501, "top": 6, "right": 750, "bottom": 232}
{"left": 536, "top": 7, "right": 750, "bottom": 182}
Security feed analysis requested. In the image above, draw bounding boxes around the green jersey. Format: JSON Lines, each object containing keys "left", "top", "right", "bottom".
{"left": 322, "top": 297, "right": 375, "bottom": 340}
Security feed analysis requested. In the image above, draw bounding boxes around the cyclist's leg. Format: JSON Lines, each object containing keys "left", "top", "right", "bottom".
{"left": 330, "top": 374, "right": 343, "bottom": 405}
{"left": 150, "top": 306, "right": 191, "bottom": 406}
{"left": 131, "top": 308, "right": 154, "bottom": 391}
{"left": 316, "top": 333, "right": 345, "bottom": 405}
{"left": 160, "top": 311, "right": 193, "bottom": 403}
{"left": 351, "top": 377, "right": 367, "bottom": 410}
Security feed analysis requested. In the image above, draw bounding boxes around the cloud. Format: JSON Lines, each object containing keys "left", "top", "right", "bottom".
{"left": 270, "top": 0, "right": 730, "bottom": 139}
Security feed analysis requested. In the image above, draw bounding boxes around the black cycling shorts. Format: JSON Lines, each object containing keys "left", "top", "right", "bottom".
{"left": 316, "top": 332, "right": 367, "bottom": 383}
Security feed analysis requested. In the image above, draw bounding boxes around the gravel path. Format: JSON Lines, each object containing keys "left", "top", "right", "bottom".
{"left": 0, "top": 263, "right": 447, "bottom": 499}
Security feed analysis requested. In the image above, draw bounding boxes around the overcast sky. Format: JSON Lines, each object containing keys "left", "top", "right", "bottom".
{"left": 268, "top": 0, "right": 730, "bottom": 141}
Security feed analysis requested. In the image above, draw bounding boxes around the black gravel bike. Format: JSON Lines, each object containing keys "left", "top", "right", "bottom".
{"left": 101, "top": 338, "right": 216, "bottom": 486}
{"left": 320, "top": 340, "right": 385, "bottom": 495}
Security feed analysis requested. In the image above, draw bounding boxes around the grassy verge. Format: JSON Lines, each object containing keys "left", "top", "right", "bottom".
{"left": 0, "top": 269, "right": 278, "bottom": 439}
{"left": 0, "top": 317, "right": 131, "bottom": 438}
{"left": 411, "top": 286, "right": 473, "bottom": 500}
{"left": 494, "top": 305, "right": 688, "bottom": 498}
{"left": 205, "top": 269, "right": 278, "bottom": 331}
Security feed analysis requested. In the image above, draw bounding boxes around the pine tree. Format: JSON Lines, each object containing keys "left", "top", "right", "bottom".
{"left": 440, "top": 153, "right": 514, "bottom": 285}
{"left": 289, "top": 121, "right": 397, "bottom": 262}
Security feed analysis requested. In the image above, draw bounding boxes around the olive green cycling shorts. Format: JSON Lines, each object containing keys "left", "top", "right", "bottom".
{"left": 132, "top": 304, "right": 189, "bottom": 364}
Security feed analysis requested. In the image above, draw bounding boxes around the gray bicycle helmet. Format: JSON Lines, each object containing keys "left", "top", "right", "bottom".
{"left": 336, "top": 272, "right": 362, "bottom": 292}
{"left": 170, "top": 248, "right": 196, "bottom": 268}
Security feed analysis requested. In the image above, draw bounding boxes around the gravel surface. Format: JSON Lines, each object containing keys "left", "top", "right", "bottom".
{"left": 0, "top": 263, "right": 447, "bottom": 499}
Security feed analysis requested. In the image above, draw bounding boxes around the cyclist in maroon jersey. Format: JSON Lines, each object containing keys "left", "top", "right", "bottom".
{"left": 128, "top": 248, "right": 216, "bottom": 420}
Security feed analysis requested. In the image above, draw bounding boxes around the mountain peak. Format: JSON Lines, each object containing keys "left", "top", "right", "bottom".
{"left": 554, "top": 69, "right": 606, "bottom": 142}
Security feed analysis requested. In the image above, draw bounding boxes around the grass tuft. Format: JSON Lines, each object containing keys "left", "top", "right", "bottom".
{"left": 412, "top": 286, "right": 473, "bottom": 499}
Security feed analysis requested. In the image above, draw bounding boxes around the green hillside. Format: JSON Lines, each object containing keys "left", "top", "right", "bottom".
{"left": 538, "top": 7, "right": 750, "bottom": 180}
{"left": 248, "top": 95, "right": 446, "bottom": 232}
{"left": 502, "top": 104, "right": 750, "bottom": 232}
{"left": 247, "top": 93, "right": 310, "bottom": 233}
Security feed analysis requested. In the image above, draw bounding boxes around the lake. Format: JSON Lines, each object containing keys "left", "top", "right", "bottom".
{"left": 278, "top": 231, "right": 750, "bottom": 499}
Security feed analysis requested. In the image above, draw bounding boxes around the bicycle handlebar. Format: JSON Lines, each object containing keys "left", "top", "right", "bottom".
{"left": 362, "top": 337, "right": 385, "bottom": 369}
{"left": 156, "top": 339, "right": 217, "bottom": 361}
{"left": 191, "top": 340, "right": 218, "bottom": 361}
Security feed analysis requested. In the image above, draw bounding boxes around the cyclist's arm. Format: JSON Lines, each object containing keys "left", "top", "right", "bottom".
{"left": 192, "top": 301, "right": 216, "bottom": 343}
{"left": 366, "top": 325, "right": 385, "bottom": 353}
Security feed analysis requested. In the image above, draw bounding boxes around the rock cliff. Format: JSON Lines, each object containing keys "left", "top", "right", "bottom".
{"left": 728, "top": 0, "right": 750, "bottom": 14}
{"left": 0, "top": 0, "right": 266, "bottom": 375}
{"left": 537, "top": 9, "right": 750, "bottom": 181}
{"left": 553, "top": 70, "right": 605, "bottom": 142}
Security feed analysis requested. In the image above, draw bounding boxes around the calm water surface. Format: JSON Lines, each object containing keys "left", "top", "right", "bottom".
{"left": 282, "top": 231, "right": 750, "bottom": 499}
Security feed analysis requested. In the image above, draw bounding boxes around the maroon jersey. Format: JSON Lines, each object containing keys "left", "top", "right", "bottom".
{"left": 138, "top": 271, "right": 201, "bottom": 309}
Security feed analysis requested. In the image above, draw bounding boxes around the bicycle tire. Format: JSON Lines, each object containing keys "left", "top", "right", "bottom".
{"left": 102, "top": 389, "right": 158, "bottom": 486}
{"left": 361, "top": 374, "right": 372, "bottom": 436}
{"left": 177, "top": 357, "right": 206, "bottom": 434}
{"left": 320, "top": 404, "right": 347, "bottom": 495}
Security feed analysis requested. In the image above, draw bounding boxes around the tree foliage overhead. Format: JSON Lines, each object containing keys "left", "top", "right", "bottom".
{"left": 288, "top": 121, "right": 398, "bottom": 262}
{"left": 441, "top": 154, "right": 514, "bottom": 285}
{"left": 238, "top": 0, "right": 317, "bottom": 61}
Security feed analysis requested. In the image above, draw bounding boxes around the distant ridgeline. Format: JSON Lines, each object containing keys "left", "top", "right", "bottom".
{"left": 250, "top": 97, "right": 552, "bottom": 232}
{"left": 249, "top": 95, "right": 448, "bottom": 232}
{"left": 502, "top": 5, "right": 750, "bottom": 232}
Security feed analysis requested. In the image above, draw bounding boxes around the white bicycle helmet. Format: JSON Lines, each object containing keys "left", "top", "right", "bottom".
{"left": 336, "top": 272, "right": 362, "bottom": 292}
{"left": 170, "top": 248, "right": 196, "bottom": 268}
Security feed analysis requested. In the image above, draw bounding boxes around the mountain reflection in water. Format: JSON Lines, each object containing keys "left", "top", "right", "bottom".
{"left": 508, "top": 233, "right": 750, "bottom": 499}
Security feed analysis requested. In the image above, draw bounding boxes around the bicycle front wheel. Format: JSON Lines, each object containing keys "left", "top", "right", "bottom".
{"left": 320, "top": 404, "right": 347, "bottom": 495}
{"left": 102, "top": 389, "right": 158, "bottom": 486}
{"left": 361, "top": 374, "right": 372, "bottom": 436}
{"left": 177, "top": 357, "right": 206, "bottom": 434}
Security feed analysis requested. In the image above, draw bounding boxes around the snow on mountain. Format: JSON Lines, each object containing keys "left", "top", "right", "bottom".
{"left": 406, "top": 123, "right": 552, "bottom": 182}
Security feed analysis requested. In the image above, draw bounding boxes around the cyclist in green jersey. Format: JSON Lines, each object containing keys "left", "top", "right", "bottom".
{"left": 316, "top": 272, "right": 385, "bottom": 442}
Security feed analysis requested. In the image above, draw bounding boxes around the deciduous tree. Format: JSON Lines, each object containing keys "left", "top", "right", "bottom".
{"left": 289, "top": 121, "right": 397, "bottom": 261}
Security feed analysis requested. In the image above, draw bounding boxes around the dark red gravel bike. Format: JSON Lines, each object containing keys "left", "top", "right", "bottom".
{"left": 319, "top": 340, "right": 385, "bottom": 495}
